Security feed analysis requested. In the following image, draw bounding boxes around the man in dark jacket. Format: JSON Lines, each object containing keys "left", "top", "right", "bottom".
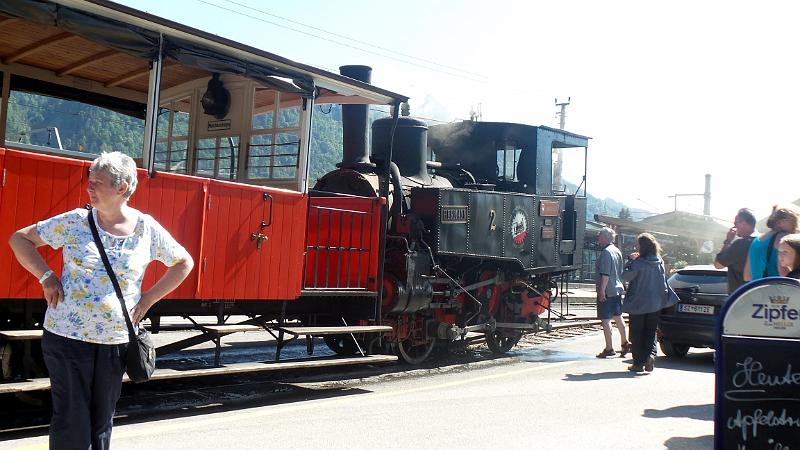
{"left": 714, "top": 208, "right": 756, "bottom": 293}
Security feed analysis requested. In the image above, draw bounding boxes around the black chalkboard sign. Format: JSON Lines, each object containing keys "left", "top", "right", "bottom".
{"left": 715, "top": 277, "right": 800, "bottom": 450}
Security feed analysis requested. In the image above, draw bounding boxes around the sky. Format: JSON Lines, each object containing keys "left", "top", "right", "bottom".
{"left": 117, "top": 0, "right": 800, "bottom": 224}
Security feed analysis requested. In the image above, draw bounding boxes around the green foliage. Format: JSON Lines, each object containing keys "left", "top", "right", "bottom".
{"left": 7, "top": 91, "right": 143, "bottom": 156}
{"left": 308, "top": 104, "right": 343, "bottom": 186}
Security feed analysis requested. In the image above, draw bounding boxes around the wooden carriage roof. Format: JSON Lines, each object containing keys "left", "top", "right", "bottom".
{"left": 0, "top": 0, "right": 408, "bottom": 105}
{"left": 0, "top": 12, "right": 207, "bottom": 94}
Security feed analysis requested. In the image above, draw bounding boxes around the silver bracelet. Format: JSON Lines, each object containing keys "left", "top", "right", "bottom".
{"left": 38, "top": 270, "right": 54, "bottom": 285}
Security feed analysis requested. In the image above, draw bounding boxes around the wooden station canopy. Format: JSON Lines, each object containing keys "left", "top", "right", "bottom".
{"left": 0, "top": 0, "right": 409, "bottom": 115}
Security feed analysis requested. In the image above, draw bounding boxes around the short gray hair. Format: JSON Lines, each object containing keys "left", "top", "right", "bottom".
{"left": 599, "top": 227, "right": 616, "bottom": 241}
{"left": 90, "top": 152, "right": 138, "bottom": 199}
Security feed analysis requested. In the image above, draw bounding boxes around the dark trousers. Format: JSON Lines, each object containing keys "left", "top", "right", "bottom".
{"left": 42, "top": 330, "right": 126, "bottom": 450}
{"left": 628, "top": 311, "right": 660, "bottom": 366}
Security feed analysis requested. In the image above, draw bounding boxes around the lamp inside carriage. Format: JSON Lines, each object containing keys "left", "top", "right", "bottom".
{"left": 0, "top": 0, "right": 590, "bottom": 385}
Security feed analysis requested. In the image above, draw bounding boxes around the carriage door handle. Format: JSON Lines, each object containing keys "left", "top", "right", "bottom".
{"left": 251, "top": 192, "right": 273, "bottom": 249}
{"left": 250, "top": 232, "right": 268, "bottom": 249}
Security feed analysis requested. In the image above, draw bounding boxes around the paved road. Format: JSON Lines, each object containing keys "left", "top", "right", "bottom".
{"left": 0, "top": 329, "right": 715, "bottom": 450}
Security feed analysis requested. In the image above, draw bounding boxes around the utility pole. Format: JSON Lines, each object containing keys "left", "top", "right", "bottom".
{"left": 469, "top": 103, "right": 482, "bottom": 121}
{"left": 667, "top": 174, "right": 711, "bottom": 216}
{"left": 552, "top": 97, "right": 570, "bottom": 192}
{"left": 555, "top": 97, "right": 570, "bottom": 130}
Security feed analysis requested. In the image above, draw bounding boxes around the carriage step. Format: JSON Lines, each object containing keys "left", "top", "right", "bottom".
{"left": 278, "top": 325, "right": 392, "bottom": 336}
{"left": 200, "top": 324, "right": 264, "bottom": 334}
{"left": 0, "top": 330, "right": 43, "bottom": 340}
{"left": 0, "top": 354, "right": 399, "bottom": 394}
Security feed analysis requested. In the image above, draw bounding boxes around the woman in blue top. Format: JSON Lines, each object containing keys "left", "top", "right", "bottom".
{"left": 622, "top": 233, "right": 679, "bottom": 373}
{"left": 744, "top": 205, "right": 799, "bottom": 281}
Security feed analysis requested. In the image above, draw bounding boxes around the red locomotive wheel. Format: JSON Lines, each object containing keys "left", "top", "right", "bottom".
{"left": 396, "top": 338, "right": 435, "bottom": 364}
{"left": 485, "top": 330, "right": 521, "bottom": 354}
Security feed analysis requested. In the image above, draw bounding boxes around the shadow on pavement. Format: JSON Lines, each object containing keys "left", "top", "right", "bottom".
{"left": 663, "top": 435, "right": 714, "bottom": 449}
{"left": 0, "top": 379, "right": 372, "bottom": 441}
{"left": 644, "top": 403, "right": 713, "bottom": 421}
{"left": 561, "top": 370, "right": 640, "bottom": 381}
{"left": 650, "top": 352, "right": 714, "bottom": 374}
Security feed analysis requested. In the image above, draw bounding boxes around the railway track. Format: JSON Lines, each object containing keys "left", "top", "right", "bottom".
{"left": 0, "top": 316, "right": 602, "bottom": 435}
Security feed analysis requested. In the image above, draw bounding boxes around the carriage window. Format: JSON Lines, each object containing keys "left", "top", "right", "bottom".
{"left": 496, "top": 142, "right": 521, "bottom": 182}
{"left": 155, "top": 96, "right": 191, "bottom": 173}
{"left": 278, "top": 105, "right": 301, "bottom": 128}
{"left": 552, "top": 144, "right": 586, "bottom": 195}
{"left": 195, "top": 135, "right": 239, "bottom": 180}
{"left": 274, "top": 132, "right": 299, "bottom": 178}
{"left": 5, "top": 89, "right": 143, "bottom": 158}
{"left": 247, "top": 88, "right": 301, "bottom": 180}
{"left": 252, "top": 89, "right": 276, "bottom": 130}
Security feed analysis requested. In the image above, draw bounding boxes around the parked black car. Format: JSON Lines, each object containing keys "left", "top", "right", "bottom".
{"left": 658, "top": 265, "right": 728, "bottom": 357}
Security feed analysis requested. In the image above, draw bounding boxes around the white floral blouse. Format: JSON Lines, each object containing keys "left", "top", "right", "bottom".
{"left": 37, "top": 208, "right": 190, "bottom": 344}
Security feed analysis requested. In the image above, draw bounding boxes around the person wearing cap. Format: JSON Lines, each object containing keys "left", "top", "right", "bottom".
{"left": 714, "top": 208, "right": 757, "bottom": 293}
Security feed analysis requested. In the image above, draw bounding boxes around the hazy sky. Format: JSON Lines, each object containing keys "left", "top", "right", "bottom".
{"left": 117, "top": 0, "right": 799, "bottom": 223}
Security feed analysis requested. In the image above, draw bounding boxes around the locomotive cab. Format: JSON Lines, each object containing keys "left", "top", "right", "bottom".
{"left": 428, "top": 121, "right": 588, "bottom": 196}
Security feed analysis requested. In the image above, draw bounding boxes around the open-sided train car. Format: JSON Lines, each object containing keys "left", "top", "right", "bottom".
{"left": 0, "top": 0, "right": 408, "bottom": 382}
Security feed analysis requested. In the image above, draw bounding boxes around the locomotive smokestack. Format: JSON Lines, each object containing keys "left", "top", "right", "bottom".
{"left": 339, "top": 65, "right": 374, "bottom": 169}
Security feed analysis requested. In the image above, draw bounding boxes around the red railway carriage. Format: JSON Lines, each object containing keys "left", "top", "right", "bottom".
{"left": 0, "top": 0, "right": 404, "bottom": 382}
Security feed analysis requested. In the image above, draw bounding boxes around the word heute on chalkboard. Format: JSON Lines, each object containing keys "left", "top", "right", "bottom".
{"left": 724, "top": 355, "right": 800, "bottom": 449}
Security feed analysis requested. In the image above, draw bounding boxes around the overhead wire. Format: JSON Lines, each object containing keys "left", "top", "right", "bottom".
{"left": 217, "top": 0, "right": 488, "bottom": 80}
{"left": 192, "top": 0, "right": 488, "bottom": 84}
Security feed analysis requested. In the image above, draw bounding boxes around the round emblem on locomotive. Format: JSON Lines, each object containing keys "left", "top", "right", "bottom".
{"left": 511, "top": 207, "right": 528, "bottom": 248}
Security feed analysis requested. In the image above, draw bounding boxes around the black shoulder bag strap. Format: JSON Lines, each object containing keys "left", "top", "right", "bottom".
{"left": 87, "top": 208, "right": 137, "bottom": 341}
{"left": 763, "top": 232, "right": 779, "bottom": 279}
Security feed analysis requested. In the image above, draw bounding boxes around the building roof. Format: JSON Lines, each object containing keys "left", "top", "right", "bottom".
{"left": 595, "top": 210, "right": 729, "bottom": 242}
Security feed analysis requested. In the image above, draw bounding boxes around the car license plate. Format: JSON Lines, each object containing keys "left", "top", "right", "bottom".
{"left": 678, "top": 304, "right": 714, "bottom": 315}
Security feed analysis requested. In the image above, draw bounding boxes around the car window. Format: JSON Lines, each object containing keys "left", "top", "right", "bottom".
{"left": 672, "top": 273, "right": 727, "bottom": 285}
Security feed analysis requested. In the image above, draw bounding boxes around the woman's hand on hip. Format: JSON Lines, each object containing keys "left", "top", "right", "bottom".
{"left": 42, "top": 276, "right": 64, "bottom": 308}
{"left": 131, "top": 293, "right": 156, "bottom": 326}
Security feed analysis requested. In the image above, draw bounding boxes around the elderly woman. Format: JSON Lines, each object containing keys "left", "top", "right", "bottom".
{"left": 622, "top": 233, "right": 679, "bottom": 373}
{"left": 8, "top": 152, "right": 193, "bottom": 449}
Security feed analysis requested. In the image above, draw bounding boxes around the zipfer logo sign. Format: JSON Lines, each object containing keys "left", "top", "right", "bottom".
{"left": 751, "top": 295, "right": 799, "bottom": 331}
{"left": 724, "top": 284, "right": 800, "bottom": 339}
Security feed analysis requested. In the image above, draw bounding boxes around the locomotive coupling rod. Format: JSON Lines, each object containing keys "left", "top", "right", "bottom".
{"left": 462, "top": 323, "right": 488, "bottom": 333}
{"left": 457, "top": 275, "right": 501, "bottom": 293}
{"left": 494, "top": 322, "right": 539, "bottom": 330}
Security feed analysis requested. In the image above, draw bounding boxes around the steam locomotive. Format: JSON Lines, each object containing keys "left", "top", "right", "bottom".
{"left": 315, "top": 67, "right": 588, "bottom": 362}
